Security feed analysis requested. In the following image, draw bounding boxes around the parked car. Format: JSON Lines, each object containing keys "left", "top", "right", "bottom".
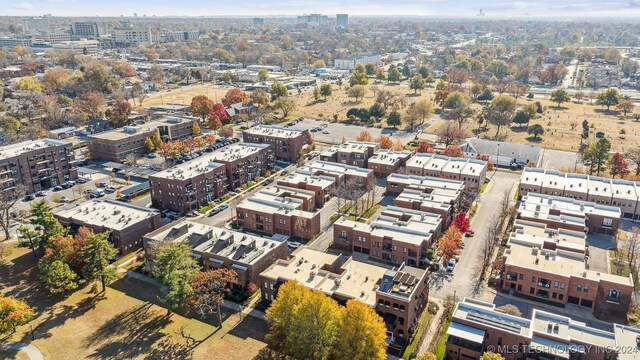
{"left": 322, "top": 130, "right": 330, "bottom": 134}
{"left": 116, "top": 195, "right": 131, "bottom": 202}
{"left": 36, "top": 191, "right": 47, "bottom": 197}
{"left": 218, "top": 203, "right": 229, "bottom": 211}
{"left": 446, "top": 259, "right": 456, "bottom": 272}
{"left": 207, "top": 207, "right": 221, "bottom": 217}
{"left": 147, "top": 153, "right": 158, "bottom": 158}
{"left": 53, "top": 186, "right": 63, "bottom": 192}
{"left": 98, "top": 182, "right": 109, "bottom": 188}
{"left": 91, "top": 188, "right": 105, "bottom": 197}
{"left": 60, "top": 196, "right": 71, "bottom": 203}
{"left": 23, "top": 194, "right": 35, "bottom": 201}
{"left": 287, "top": 241, "right": 303, "bottom": 249}
{"left": 77, "top": 177, "right": 90, "bottom": 184}
{"left": 104, "top": 186, "right": 116, "bottom": 194}
{"left": 465, "top": 230, "right": 475, "bottom": 237}
{"left": 61, "top": 183, "right": 73, "bottom": 189}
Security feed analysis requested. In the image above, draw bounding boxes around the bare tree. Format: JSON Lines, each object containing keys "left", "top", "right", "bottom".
{"left": 496, "top": 304, "right": 523, "bottom": 317}
{"left": 0, "top": 185, "right": 26, "bottom": 240}
{"left": 620, "top": 227, "right": 640, "bottom": 273}
{"left": 500, "top": 189, "right": 511, "bottom": 216}
{"left": 479, "top": 217, "right": 501, "bottom": 280}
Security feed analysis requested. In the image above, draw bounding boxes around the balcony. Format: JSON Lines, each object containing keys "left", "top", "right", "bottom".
{"left": 383, "top": 246, "right": 393, "bottom": 252}
{"left": 506, "top": 273, "right": 518, "bottom": 281}
{"left": 537, "top": 279, "right": 551, "bottom": 288}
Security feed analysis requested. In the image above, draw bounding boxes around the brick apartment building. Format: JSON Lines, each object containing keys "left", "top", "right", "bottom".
{"left": 55, "top": 199, "right": 161, "bottom": 254}
{"left": 243, "top": 125, "right": 311, "bottom": 162}
{"left": 260, "top": 247, "right": 429, "bottom": 347}
{"left": 276, "top": 171, "right": 336, "bottom": 208}
{"left": 502, "top": 220, "right": 633, "bottom": 315}
{"left": 143, "top": 220, "right": 288, "bottom": 293}
{"left": 386, "top": 173, "right": 466, "bottom": 197}
{"left": 333, "top": 206, "right": 442, "bottom": 268}
{"left": 405, "top": 153, "right": 487, "bottom": 193}
{"left": 88, "top": 116, "right": 200, "bottom": 162}
{"left": 520, "top": 168, "right": 640, "bottom": 219}
{"left": 149, "top": 143, "right": 273, "bottom": 213}
{"left": 299, "top": 160, "right": 375, "bottom": 189}
{"left": 368, "top": 150, "right": 413, "bottom": 177}
{"left": 518, "top": 193, "right": 621, "bottom": 235}
{"left": 235, "top": 189, "right": 321, "bottom": 240}
{"left": 446, "top": 297, "right": 640, "bottom": 360}
{"left": 319, "top": 140, "right": 379, "bottom": 167}
{"left": 0, "top": 138, "right": 78, "bottom": 193}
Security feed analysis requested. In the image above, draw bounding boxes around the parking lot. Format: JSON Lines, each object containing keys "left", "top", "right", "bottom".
{"left": 289, "top": 118, "right": 420, "bottom": 145}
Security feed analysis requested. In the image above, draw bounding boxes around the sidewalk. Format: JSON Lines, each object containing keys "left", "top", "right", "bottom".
{"left": 417, "top": 298, "right": 444, "bottom": 355}
{"left": 0, "top": 343, "right": 44, "bottom": 360}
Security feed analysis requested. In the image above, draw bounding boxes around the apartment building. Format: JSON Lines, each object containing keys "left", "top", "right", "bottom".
{"left": 143, "top": 220, "right": 288, "bottom": 293}
{"left": 446, "top": 297, "right": 640, "bottom": 360}
{"left": 368, "top": 150, "right": 413, "bottom": 177}
{"left": 243, "top": 125, "right": 311, "bottom": 162}
{"left": 519, "top": 193, "right": 621, "bottom": 235}
{"left": 56, "top": 199, "right": 161, "bottom": 254}
{"left": 112, "top": 27, "right": 153, "bottom": 47}
{"left": 405, "top": 153, "right": 487, "bottom": 193}
{"left": 319, "top": 141, "right": 379, "bottom": 167}
{"left": 0, "top": 138, "right": 78, "bottom": 193}
{"left": 276, "top": 171, "right": 335, "bottom": 208}
{"left": 386, "top": 173, "right": 466, "bottom": 197}
{"left": 149, "top": 143, "right": 273, "bottom": 213}
{"left": 70, "top": 22, "right": 100, "bottom": 38}
{"left": 333, "top": 206, "right": 442, "bottom": 268}
{"left": 502, "top": 220, "right": 633, "bottom": 315}
{"left": 299, "top": 160, "right": 375, "bottom": 189}
{"left": 520, "top": 168, "right": 640, "bottom": 219}
{"left": 88, "top": 116, "right": 200, "bottom": 162}
{"left": 235, "top": 189, "right": 321, "bottom": 240}
{"left": 260, "top": 247, "right": 429, "bottom": 346}
{"left": 334, "top": 54, "right": 383, "bottom": 70}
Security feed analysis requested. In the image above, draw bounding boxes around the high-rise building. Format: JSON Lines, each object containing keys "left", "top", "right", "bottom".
{"left": 336, "top": 14, "right": 349, "bottom": 27}
{"left": 112, "top": 26, "right": 152, "bottom": 47}
{"left": 22, "top": 15, "right": 51, "bottom": 34}
{"left": 71, "top": 22, "right": 100, "bottom": 39}
{"left": 297, "top": 14, "right": 328, "bottom": 25}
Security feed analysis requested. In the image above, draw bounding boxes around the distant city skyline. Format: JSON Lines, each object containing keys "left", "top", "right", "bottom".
{"left": 3, "top": 0, "right": 640, "bottom": 18}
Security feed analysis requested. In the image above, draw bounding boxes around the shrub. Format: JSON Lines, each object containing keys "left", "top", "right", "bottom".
{"left": 428, "top": 301, "right": 440, "bottom": 315}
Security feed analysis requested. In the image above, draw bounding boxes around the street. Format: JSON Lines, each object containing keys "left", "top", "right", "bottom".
{"left": 428, "top": 170, "right": 521, "bottom": 300}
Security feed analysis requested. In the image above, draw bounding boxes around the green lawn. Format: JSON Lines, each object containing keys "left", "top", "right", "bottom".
{"left": 1, "top": 246, "right": 269, "bottom": 360}
{"left": 402, "top": 309, "right": 431, "bottom": 358}
{"left": 433, "top": 317, "right": 452, "bottom": 360}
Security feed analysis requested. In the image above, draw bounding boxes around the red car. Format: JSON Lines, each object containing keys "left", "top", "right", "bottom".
{"left": 465, "top": 230, "right": 475, "bottom": 237}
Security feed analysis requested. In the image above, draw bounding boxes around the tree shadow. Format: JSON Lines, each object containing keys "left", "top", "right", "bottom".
{"left": 227, "top": 313, "right": 268, "bottom": 342}
{"left": 509, "top": 126, "right": 529, "bottom": 133}
{"left": 252, "top": 348, "right": 293, "bottom": 360}
{"left": 551, "top": 106, "right": 569, "bottom": 111}
{"left": 525, "top": 136, "right": 543, "bottom": 143}
{"left": 427, "top": 269, "right": 454, "bottom": 292}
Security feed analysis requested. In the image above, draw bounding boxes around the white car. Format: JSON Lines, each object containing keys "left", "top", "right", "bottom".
{"left": 287, "top": 241, "right": 303, "bottom": 249}
{"left": 446, "top": 259, "right": 456, "bottom": 272}
{"left": 60, "top": 196, "right": 71, "bottom": 203}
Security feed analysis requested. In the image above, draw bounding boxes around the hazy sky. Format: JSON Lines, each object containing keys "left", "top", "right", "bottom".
{"left": 3, "top": 0, "right": 640, "bottom": 17}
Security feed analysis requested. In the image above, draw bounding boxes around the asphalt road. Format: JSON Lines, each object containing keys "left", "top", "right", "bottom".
{"left": 428, "top": 170, "right": 521, "bottom": 300}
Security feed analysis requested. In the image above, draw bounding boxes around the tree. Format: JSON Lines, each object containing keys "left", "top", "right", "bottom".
{"left": 320, "top": 83, "right": 332, "bottom": 100}
{"left": 0, "top": 185, "right": 25, "bottom": 240}
{"left": 607, "top": 152, "right": 630, "bottom": 179}
{"left": 550, "top": 89, "right": 571, "bottom": 108}
{"left": 147, "top": 65, "right": 165, "bottom": 90}
{"left": 581, "top": 120, "right": 590, "bottom": 142}
{"left": 312, "top": 87, "right": 321, "bottom": 101}
{"left": 626, "top": 146, "right": 640, "bottom": 175}
{"left": 437, "top": 227, "right": 462, "bottom": 263}
{"left": 39, "top": 259, "right": 79, "bottom": 294}
{"left": 192, "top": 122, "right": 202, "bottom": 137}
{"left": 387, "top": 110, "right": 402, "bottom": 128}
{"left": 527, "top": 124, "right": 545, "bottom": 139}
{"left": 83, "top": 62, "right": 119, "bottom": 93}
{"left": 536, "top": 64, "right": 567, "bottom": 86}
{"left": 250, "top": 89, "right": 270, "bottom": 109}
{"left": 376, "top": 135, "right": 394, "bottom": 149}
{"left": 596, "top": 88, "right": 620, "bottom": 111}
{"left": 258, "top": 69, "right": 269, "bottom": 82}
{"left": 334, "top": 300, "right": 387, "bottom": 360}
{"left": 617, "top": 99, "right": 635, "bottom": 117}
{"left": 82, "top": 231, "right": 118, "bottom": 293}
{"left": 209, "top": 102, "right": 229, "bottom": 126}
{"left": 265, "top": 281, "right": 312, "bottom": 350}
{"left": 112, "top": 59, "right": 136, "bottom": 78}
{"left": 402, "top": 65, "right": 412, "bottom": 79}
{"left": 222, "top": 88, "right": 248, "bottom": 107}
{"left": 583, "top": 138, "right": 612, "bottom": 175}
{"left": 143, "top": 137, "right": 156, "bottom": 153}
{"left": 416, "top": 141, "right": 434, "bottom": 153}
{"left": 409, "top": 74, "right": 426, "bottom": 93}
{"left": 270, "top": 81, "right": 288, "bottom": 101}
{"left": 219, "top": 124, "right": 234, "bottom": 138}
{"left": 272, "top": 97, "right": 296, "bottom": 119}
{"left": 416, "top": 353, "right": 437, "bottom": 360}
{"left": 349, "top": 68, "right": 369, "bottom": 87}
{"left": 0, "top": 295, "right": 34, "bottom": 336}
{"left": 480, "top": 353, "right": 505, "bottom": 360}
{"left": 512, "top": 110, "right": 530, "bottom": 127}
{"left": 443, "top": 145, "right": 464, "bottom": 158}
{"left": 356, "top": 130, "right": 373, "bottom": 142}
{"left": 478, "top": 89, "right": 494, "bottom": 102}
{"left": 17, "top": 226, "right": 40, "bottom": 259}
{"left": 18, "top": 77, "right": 44, "bottom": 92}
{"left": 375, "top": 68, "right": 386, "bottom": 82}
{"left": 437, "top": 121, "right": 468, "bottom": 147}
{"left": 486, "top": 60, "right": 511, "bottom": 80}
{"left": 369, "top": 102, "right": 386, "bottom": 120}
{"left": 187, "top": 269, "right": 238, "bottom": 326}
{"left": 42, "top": 68, "right": 71, "bottom": 91}
{"left": 73, "top": 92, "right": 105, "bottom": 119}
{"left": 486, "top": 95, "right": 517, "bottom": 137}
{"left": 108, "top": 99, "right": 132, "bottom": 127}
{"left": 347, "top": 85, "right": 367, "bottom": 102}
{"left": 29, "top": 200, "right": 66, "bottom": 251}
{"left": 452, "top": 212, "right": 471, "bottom": 233}
{"left": 443, "top": 92, "right": 473, "bottom": 129}
{"left": 191, "top": 95, "right": 214, "bottom": 120}
{"left": 153, "top": 243, "right": 199, "bottom": 313}
{"left": 496, "top": 304, "right": 523, "bottom": 317}
{"left": 387, "top": 65, "right": 402, "bottom": 83}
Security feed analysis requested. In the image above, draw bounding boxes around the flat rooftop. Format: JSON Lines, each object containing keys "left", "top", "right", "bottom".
{"left": 368, "top": 150, "right": 412, "bottom": 166}
{"left": 88, "top": 116, "right": 196, "bottom": 141}
{"left": 55, "top": 199, "right": 159, "bottom": 231}
{"left": 320, "top": 140, "right": 379, "bottom": 156}
{"left": 244, "top": 125, "right": 307, "bottom": 138}
{"left": 395, "top": 188, "right": 455, "bottom": 212}
{"left": 302, "top": 160, "right": 373, "bottom": 177}
{"left": 520, "top": 193, "right": 621, "bottom": 228}
{"left": 0, "top": 138, "right": 70, "bottom": 161}
{"left": 407, "top": 153, "right": 487, "bottom": 176}
{"left": 237, "top": 189, "right": 316, "bottom": 218}
{"left": 505, "top": 220, "right": 632, "bottom": 286}
{"left": 279, "top": 171, "right": 336, "bottom": 189}
{"left": 452, "top": 297, "right": 531, "bottom": 337}
{"left": 387, "top": 173, "right": 465, "bottom": 193}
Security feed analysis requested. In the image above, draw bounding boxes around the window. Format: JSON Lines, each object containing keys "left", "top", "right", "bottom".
{"left": 518, "top": 274, "right": 524, "bottom": 280}
{"left": 603, "top": 218, "right": 613, "bottom": 226}
{"left": 608, "top": 290, "right": 621, "bottom": 302}
{"left": 340, "top": 231, "right": 347, "bottom": 238}
{"left": 554, "top": 281, "right": 558, "bottom": 288}
{"left": 559, "top": 294, "right": 564, "bottom": 300}
{"left": 583, "top": 286, "right": 589, "bottom": 293}
{"left": 517, "top": 284, "right": 522, "bottom": 291}
{"left": 264, "top": 282, "right": 268, "bottom": 288}
{"left": 532, "top": 276, "right": 536, "bottom": 283}
{"left": 560, "top": 283, "right": 565, "bottom": 289}
{"left": 577, "top": 285, "right": 582, "bottom": 292}
{"left": 530, "top": 287, "right": 535, "bottom": 294}
{"left": 552, "top": 293, "right": 557, "bottom": 299}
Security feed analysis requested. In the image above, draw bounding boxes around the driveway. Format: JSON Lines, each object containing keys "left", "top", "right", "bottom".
{"left": 429, "top": 170, "right": 521, "bottom": 300}
{"left": 587, "top": 233, "right": 616, "bottom": 273}
{"left": 538, "top": 149, "right": 581, "bottom": 170}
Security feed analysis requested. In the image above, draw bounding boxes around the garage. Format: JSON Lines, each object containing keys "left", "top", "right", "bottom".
{"left": 580, "top": 299, "right": 593, "bottom": 308}
{"left": 568, "top": 296, "right": 580, "bottom": 305}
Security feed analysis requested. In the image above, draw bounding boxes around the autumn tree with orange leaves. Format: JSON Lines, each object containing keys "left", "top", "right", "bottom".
{"left": 221, "top": 88, "right": 248, "bottom": 107}
{"left": 437, "top": 226, "right": 463, "bottom": 263}
{"left": 376, "top": 135, "right": 393, "bottom": 149}
{"left": 356, "top": 130, "right": 373, "bottom": 142}
{"left": 443, "top": 145, "right": 464, "bottom": 158}
{"left": 188, "top": 269, "right": 237, "bottom": 325}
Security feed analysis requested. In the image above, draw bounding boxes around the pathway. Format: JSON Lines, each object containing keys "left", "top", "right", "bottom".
{"left": 0, "top": 343, "right": 44, "bottom": 360}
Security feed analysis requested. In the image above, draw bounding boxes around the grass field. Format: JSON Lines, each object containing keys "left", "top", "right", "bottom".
{"left": 0, "top": 245, "right": 268, "bottom": 360}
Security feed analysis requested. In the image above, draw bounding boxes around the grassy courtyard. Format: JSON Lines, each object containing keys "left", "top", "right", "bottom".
{"left": 0, "top": 245, "right": 268, "bottom": 360}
